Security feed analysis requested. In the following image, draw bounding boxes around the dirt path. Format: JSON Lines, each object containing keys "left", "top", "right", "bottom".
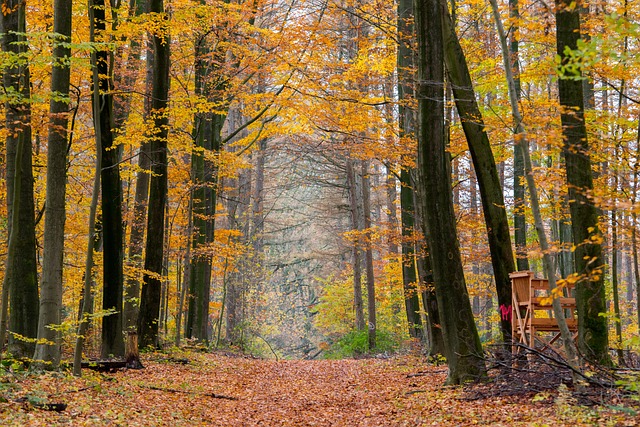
{"left": 0, "top": 353, "right": 634, "bottom": 426}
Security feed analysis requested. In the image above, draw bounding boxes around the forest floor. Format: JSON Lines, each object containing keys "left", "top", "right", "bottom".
{"left": 0, "top": 350, "right": 638, "bottom": 426}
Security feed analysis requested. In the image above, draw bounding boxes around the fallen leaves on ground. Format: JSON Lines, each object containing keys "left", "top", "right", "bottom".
{"left": 1, "top": 352, "right": 638, "bottom": 426}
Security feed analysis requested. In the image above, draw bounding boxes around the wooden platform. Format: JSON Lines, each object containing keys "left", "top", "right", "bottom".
{"left": 510, "top": 271, "right": 578, "bottom": 352}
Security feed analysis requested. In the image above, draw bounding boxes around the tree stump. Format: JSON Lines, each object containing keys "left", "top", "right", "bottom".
{"left": 125, "top": 331, "right": 144, "bottom": 369}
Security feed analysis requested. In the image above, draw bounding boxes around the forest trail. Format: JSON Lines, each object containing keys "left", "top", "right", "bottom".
{"left": 0, "top": 352, "right": 634, "bottom": 426}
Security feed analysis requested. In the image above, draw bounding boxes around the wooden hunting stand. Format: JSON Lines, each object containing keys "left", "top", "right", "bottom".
{"left": 510, "top": 271, "right": 578, "bottom": 353}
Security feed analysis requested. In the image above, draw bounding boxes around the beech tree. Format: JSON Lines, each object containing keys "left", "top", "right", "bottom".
{"left": 441, "top": 1, "right": 515, "bottom": 343}
{"left": 555, "top": 0, "right": 609, "bottom": 364}
{"left": 396, "top": 0, "right": 424, "bottom": 341}
{"left": 0, "top": 0, "right": 40, "bottom": 359}
{"left": 138, "top": 0, "right": 171, "bottom": 348}
{"left": 33, "top": 0, "right": 73, "bottom": 368}
{"left": 415, "top": 0, "right": 485, "bottom": 384}
{"left": 89, "top": 0, "right": 126, "bottom": 359}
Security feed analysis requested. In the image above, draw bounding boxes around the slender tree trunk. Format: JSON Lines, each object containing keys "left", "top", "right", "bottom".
{"left": 124, "top": 25, "right": 153, "bottom": 333}
{"left": 0, "top": 0, "right": 40, "bottom": 359}
{"left": 399, "top": 170, "right": 424, "bottom": 339}
{"left": 361, "top": 161, "right": 376, "bottom": 350}
{"left": 73, "top": 20, "right": 104, "bottom": 373}
{"left": 555, "top": 0, "right": 609, "bottom": 364}
{"left": 0, "top": 112, "right": 26, "bottom": 362}
{"left": 138, "top": 0, "right": 170, "bottom": 348}
{"left": 441, "top": 3, "right": 515, "bottom": 343}
{"left": 33, "top": 0, "right": 73, "bottom": 368}
{"left": 611, "top": 208, "right": 624, "bottom": 364}
{"left": 175, "top": 203, "right": 192, "bottom": 346}
{"left": 416, "top": 0, "right": 485, "bottom": 384}
{"left": 509, "top": 0, "right": 529, "bottom": 271}
{"left": 397, "top": 0, "right": 424, "bottom": 341}
{"left": 346, "top": 159, "right": 365, "bottom": 330}
{"left": 124, "top": 142, "right": 151, "bottom": 332}
{"left": 489, "top": 0, "right": 578, "bottom": 362}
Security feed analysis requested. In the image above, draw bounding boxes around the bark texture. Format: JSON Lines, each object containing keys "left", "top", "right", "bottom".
{"left": 34, "top": 0, "right": 73, "bottom": 367}
{"left": 138, "top": 0, "right": 170, "bottom": 348}
{"left": 555, "top": 0, "right": 609, "bottom": 363}
{"left": 441, "top": 3, "right": 515, "bottom": 343}
{"left": 0, "top": 0, "right": 40, "bottom": 359}
{"left": 416, "top": 0, "right": 485, "bottom": 384}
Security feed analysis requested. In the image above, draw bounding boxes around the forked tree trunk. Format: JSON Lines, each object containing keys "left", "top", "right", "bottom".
{"left": 441, "top": 2, "right": 515, "bottom": 344}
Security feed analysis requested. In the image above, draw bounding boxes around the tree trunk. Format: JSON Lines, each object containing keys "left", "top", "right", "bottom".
{"left": 509, "top": 0, "right": 529, "bottom": 271}
{"left": 0, "top": 0, "right": 40, "bottom": 360}
{"left": 361, "top": 161, "right": 376, "bottom": 350}
{"left": 555, "top": 0, "right": 609, "bottom": 364}
{"left": 138, "top": 0, "right": 170, "bottom": 349}
{"left": 489, "top": 0, "right": 578, "bottom": 362}
{"left": 73, "top": 30, "right": 104, "bottom": 374}
{"left": 33, "top": 0, "right": 73, "bottom": 368}
{"left": 397, "top": 0, "right": 424, "bottom": 340}
{"left": 90, "top": 0, "right": 125, "bottom": 359}
{"left": 611, "top": 208, "right": 624, "bottom": 364}
{"left": 346, "top": 159, "right": 365, "bottom": 331}
{"left": 441, "top": 3, "right": 515, "bottom": 343}
{"left": 124, "top": 19, "right": 153, "bottom": 333}
{"left": 416, "top": 0, "right": 485, "bottom": 384}
{"left": 399, "top": 170, "right": 424, "bottom": 339}
{"left": 186, "top": 25, "right": 227, "bottom": 341}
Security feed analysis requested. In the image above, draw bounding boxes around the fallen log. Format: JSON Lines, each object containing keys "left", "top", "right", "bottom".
{"left": 143, "top": 385, "right": 237, "bottom": 400}
{"left": 80, "top": 360, "right": 127, "bottom": 372}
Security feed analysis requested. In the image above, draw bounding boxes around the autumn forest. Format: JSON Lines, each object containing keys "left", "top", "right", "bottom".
{"left": 1, "top": 0, "right": 640, "bottom": 424}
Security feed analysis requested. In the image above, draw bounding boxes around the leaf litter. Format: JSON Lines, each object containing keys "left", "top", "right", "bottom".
{"left": 0, "top": 352, "right": 638, "bottom": 426}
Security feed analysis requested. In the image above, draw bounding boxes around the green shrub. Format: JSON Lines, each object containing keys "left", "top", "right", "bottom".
{"left": 325, "top": 329, "right": 400, "bottom": 359}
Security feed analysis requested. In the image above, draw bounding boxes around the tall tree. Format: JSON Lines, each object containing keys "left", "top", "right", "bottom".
{"left": 346, "top": 158, "right": 366, "bottom": 331}
{"left": 185, "top": 8, "right": 228, "bottom": 341}
{"left": 33, "top": 0, "right": 73, "bottom": 368}
{"left": 441, "top": 2, "right": 515, "bottom": 344}
{"left": 361, "top": 160, "right": 376, "bottom": 349}
{"left": 123, "top": 0, "right": 151, "bottom": 334}
{"left": 138, "top": 0, "right": 170, "bottom": 348}
{"left": 555, "top": 0, "right": 609, "bottom": 364}
{"left": 91, "top": 0, "right": 125, "bottom": 358}
{"left": 0, "top": 0, "right": 40, "bottom": 359}
{"left": 488, "top": 0, "right": 578, "bottom": 363}
{"left": 415, "top": 0, "right": 485, "bottom": 384}
{"left": 508, "top": 0, "right": 529, "bottom": 271}
{"left": 397, "top": 0, "right": 424, "bottom": 341}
